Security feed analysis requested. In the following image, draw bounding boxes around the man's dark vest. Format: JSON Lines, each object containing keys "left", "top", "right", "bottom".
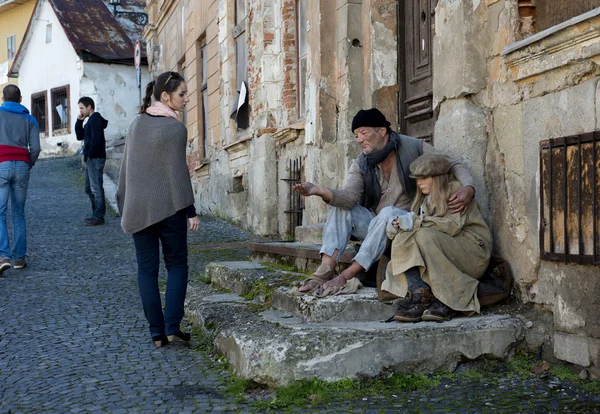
{"left": 358, "top": 132, "right": 423, "bottom": 209}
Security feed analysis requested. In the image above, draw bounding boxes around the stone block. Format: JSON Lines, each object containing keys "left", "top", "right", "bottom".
{"left": 207, "top": 261, "right": 268, "bottom": 294}
{"left": 554, "top": 263, "right": 600, "bottom": 338}
{"left": 294, "top": 224, "right": 325, "bottom": 243}
{"left": 247, "top": 135, "right": 278, "bottom": 235}
{"left": 554, "top": 332, "right": 591, "bottom": 367}
{"left": 272, "top": 287, "right": 395, "bottom": 322}
{"left": 434, "top": 98, "right": 489, "bottom": 215}
{"left": 433, "top": 0, "right": 487, "bottom": 107}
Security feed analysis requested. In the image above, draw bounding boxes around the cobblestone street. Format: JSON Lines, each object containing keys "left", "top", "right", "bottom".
{"left": 1, "top": 157, "right": 600, "bottom": 413}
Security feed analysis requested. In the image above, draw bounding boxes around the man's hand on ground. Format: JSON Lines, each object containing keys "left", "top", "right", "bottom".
{"left": 322, "top": 274, "right": 347, "bottom": 290}
{"left": 188, "top": 216, "right": 200, "bottom": 231}
{"left": 448, "top": 186, "right": 475, "bottom": 216}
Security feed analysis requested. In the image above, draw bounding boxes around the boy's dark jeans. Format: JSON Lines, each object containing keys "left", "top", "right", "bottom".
{"left": 84, "top": 157, "right": 106, "bottom": 219}
{"left": 132, "top": 210, "right": 188, "bottom": 337}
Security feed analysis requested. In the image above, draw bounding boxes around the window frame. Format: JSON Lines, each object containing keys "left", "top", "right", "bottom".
{"left": 50, "top": 85, "right": 70, "bottom": 135}
{"left": 199, "top": 42, "right": 209, "bottom": 161}
{"left": 31, "top": 91, "right": 48, "bottom": 136}
{"left": 232, "top": 0, "right": 249, "bottom": 130}
{"left": 6, "top": 34, "right": 16, "bottom": 61}
{"left": 296, "top": 0, "right": 307, "bottom": 120}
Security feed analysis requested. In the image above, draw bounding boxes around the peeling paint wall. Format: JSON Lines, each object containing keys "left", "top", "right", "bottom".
{"left": 434, "top": 0, "right": 600, "bottom": 367}
{"left": 81, "top": 63, "right": 150, "bottom": 142}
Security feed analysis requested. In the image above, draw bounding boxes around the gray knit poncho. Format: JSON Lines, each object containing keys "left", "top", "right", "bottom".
{"left": 117, "top": 114, "right": 195, "bottom": 234}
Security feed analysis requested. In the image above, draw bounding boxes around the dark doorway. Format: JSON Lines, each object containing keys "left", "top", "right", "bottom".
{"left": 398, "top": 0, "right": 438, "bottom": 143}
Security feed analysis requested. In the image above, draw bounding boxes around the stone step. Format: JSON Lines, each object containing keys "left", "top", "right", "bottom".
{"left": 184, "top": 280, "right": 525, "bottom": 387}
{"left": 294, "top": 223, "right": 325, "bottom": 244}
{"left": 207, "top": 261, "right": 306, "bottom": 299}
{"left": 272, "top": 286, "right": 396, "bottom": 322}
{"left": 247, "top": 241, "right": 357, "bottom": 272}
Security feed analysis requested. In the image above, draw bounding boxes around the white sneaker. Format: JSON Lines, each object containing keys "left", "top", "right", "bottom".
{"left": 0, "top": 259, "right": 10, "bottom": 274}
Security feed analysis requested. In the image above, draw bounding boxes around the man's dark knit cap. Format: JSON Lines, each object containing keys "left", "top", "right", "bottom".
{"left": 351, "top": 108, "right": 391, "bottom": 132}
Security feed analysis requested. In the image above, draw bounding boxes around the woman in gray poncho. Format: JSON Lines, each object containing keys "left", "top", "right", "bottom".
{"left": 117, "top": 71, "right": 200, "bottom": 348}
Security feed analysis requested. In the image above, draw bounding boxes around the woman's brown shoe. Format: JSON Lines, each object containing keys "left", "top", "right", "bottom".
{"left": 393, "top": 288, "right": 432, "bottom": 322}
{"left": 167, "top": 330, "right": 191, "bottom": 342}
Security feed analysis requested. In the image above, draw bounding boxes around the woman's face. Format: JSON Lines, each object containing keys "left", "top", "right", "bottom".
{"left": 162, "top": 82, "right": 190, "bottom": 112}
{"left": 416, "top": 177, "right": 433, "bottom": 195}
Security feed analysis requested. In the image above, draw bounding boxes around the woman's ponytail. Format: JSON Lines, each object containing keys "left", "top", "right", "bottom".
{"left": 139, "top": 80, "right": 155, "bottom": 114}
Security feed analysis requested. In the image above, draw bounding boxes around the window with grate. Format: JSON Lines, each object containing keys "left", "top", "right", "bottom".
{"left": 539, "top": 132, "right": 600, "bottom": 265}
{"left": 51, "top": 85, "right": 70, "bottom": 133}
{"left": 231, "top": 0, "right": 249, "bottom": 130}
{"left": 199, "top": 42, "right": 208, "bottom": 160}
{"left": 31, "top": 91, "right": 48, "bottom": 135}
{"left": 296, "top": 0, "right": 307, "bottom": 119}
{"left": 6, "top": 34, "right": 16, "bottom": 60}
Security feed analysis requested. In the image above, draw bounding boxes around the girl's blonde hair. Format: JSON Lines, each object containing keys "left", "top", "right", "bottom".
{"left": 410, "top": 173, "right": 452, "bottom": 217}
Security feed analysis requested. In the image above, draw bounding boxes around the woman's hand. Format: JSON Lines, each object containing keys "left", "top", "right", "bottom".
{"left": 188, "top": 216, "right": 200, "bottom": 231}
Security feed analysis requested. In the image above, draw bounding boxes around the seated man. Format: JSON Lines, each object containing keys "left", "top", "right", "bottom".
{"left": 293, "top": 108, "right": 475, "bottom": 293}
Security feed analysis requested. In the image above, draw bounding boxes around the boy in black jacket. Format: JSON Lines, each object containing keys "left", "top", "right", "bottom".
{"left": 75, "top": 97, "right": 108, "bottom": 226}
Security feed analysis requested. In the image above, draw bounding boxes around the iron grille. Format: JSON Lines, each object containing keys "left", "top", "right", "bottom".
{"left": 539, "top": 132, "right": 599, "bottom": 265}
{"left": 281, "top": 157, "right": 304, "bottom": 239}
{"left": 31, "top": 92, "right": 47, "bottom": 134}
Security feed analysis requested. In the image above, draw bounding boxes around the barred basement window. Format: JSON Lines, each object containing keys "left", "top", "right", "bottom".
{"left": 539, "top": 132, "right": 600, "bottom": 265}
{"left": 51, "top": 85, "right": 70, "bottom": 133}
{"left": 31, "top": 91, "right": 48, "bottom": 135}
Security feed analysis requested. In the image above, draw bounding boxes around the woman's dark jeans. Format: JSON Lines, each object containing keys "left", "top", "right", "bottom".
{"left": 132, "top": 210, "right": 188, "bottom": 337}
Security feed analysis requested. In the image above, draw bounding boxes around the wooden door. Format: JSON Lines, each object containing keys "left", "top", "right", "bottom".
{"left": 398, "top": 0, "right": 437, "bottom": 143}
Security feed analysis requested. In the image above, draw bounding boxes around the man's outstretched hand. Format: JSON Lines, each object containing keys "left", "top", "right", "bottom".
{"left": 448, "top": 186, "right": 475, "bottom": 216}
{"left": 293, "top": 182, "right": 318, "bottom": 197}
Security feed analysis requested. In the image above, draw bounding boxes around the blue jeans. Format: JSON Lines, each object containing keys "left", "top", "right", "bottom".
{"left": 84, "top": 158, "right": 106, "bottom": 219}
{"left": 0, "top": 161, "right": 31, "bottom": 260}
{"left": 132, "top": 210, "right": 188, "bottom": 337}
{"left": 320, "top": 204, "right": 409, "bottom": 271}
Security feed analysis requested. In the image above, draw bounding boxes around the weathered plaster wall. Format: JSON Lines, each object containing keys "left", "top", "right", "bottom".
{"left": 82, "top": 63, "right": 150, "bottom": 143}
{"left": 435, "top": 1, "right": 600, "bottom": 368}
{"left": 17, "top": 1, "right": 81, "bottom": 155}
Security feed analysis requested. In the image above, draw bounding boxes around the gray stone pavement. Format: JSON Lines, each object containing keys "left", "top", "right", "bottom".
{"left": 0, "top": 157, "right": 246, "bottom": 413}
{"left": 1, "top": 156, "right": 600, "bottom": 413}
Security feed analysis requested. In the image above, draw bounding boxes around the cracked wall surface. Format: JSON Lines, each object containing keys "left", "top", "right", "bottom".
{"left": 434, "top": 1, "right": 600, "bottom": 368}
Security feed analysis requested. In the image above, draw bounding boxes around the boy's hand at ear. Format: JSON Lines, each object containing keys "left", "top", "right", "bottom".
{"left": 448, "top": 186, "right": 475, "bottom": 215}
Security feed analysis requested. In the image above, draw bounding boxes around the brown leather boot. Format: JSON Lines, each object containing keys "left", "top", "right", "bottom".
{"left": 422, "top": 298, "right": 455, "bottom": 322}
{"left": 393, "top": 288, "right": 432, "bottom": 322}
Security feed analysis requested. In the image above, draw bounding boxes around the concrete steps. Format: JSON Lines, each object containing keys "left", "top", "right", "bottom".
{"left": 247, "top": 241, "right": 358, "bottom": 272}
{"left": 184, "top": 261, "right": 525, "bottom": 387}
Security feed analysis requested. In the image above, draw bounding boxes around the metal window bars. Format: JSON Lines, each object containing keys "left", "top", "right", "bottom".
{"left": 539, "top": 131, "right": 599, "bottom": 265}
{"left": 281, "top": 157, "right": 304, "bottom": 240}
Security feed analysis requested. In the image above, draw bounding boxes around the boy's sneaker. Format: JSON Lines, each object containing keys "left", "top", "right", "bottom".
{"left": 0, "top": 259, "right": 10, "bottom": 274}
{"left": 13, "top": 258, "right": 27, "bottom": 269}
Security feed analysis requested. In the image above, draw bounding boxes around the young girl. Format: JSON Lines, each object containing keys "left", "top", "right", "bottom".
{"left": 383, "top": 153, "right": 492, "bottom": 322}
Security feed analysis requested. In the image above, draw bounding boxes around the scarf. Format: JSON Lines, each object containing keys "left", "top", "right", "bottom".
{"left": 145, "top": 101, "right": 179, "bottom": 120}
{"left": 358, "top": 131, "right": 416, "bottom": 211}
